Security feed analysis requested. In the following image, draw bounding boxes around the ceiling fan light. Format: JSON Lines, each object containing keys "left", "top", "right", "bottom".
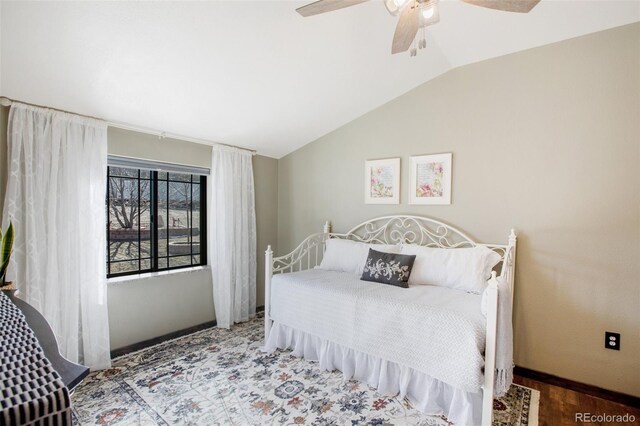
{"left": 419, "top": 0, "right": 440, "bottom": 27}
{"left": 421, "top": 6, "right": 434, "bottom": 20}
{"left": 384, "top": 0, "right": 409, "bottom": 16}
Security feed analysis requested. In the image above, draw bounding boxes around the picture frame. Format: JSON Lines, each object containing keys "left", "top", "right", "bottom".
{"left": 408, "top": 153, "right": 452, "bottom": 205}
{"left": 364, "top": 158, "right": 400, "bottom": 204}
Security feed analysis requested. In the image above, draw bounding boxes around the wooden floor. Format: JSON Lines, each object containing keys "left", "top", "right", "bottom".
{"left": 514, "top": 376, "right": 640, "bottom": 425}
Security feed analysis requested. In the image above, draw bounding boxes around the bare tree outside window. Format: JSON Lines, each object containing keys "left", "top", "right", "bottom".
{"left": 108, "top": 172, "right": 150, "bottom": 229}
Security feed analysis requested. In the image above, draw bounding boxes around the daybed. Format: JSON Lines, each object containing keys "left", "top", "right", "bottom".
{"left": 263, "top": 215, "right": 516, "bottom": 426}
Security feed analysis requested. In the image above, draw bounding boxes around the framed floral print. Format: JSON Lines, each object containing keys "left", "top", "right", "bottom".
{"left": 364, "top": 158, "right": 400, "bottom": 204}
{"left": 409, "top": 153, "right": 452, "bottom": 205}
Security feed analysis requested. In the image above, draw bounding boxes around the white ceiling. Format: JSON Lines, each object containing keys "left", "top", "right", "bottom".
{"left": 1, "top": 1, "right": 638, "bottom": 158}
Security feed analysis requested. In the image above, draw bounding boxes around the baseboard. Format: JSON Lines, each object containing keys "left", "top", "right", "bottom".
{"left": 514, "top": 366, "right": 640, "bottom": 408}
{"left": 110, "top": 305, "right": 265, "bottom": 359}
{"left": 110, "top": 320, "right": 218, "bottom": 358}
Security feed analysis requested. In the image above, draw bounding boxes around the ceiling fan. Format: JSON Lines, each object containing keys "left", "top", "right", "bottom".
{"left": 296, "top": 0, "right": 541, "bottom": 56}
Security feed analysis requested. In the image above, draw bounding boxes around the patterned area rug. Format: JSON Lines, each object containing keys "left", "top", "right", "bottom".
{"left": 72, "top": 315, "right": 539, "bottom": 425}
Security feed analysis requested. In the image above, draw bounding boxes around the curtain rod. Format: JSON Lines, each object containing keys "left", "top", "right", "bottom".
{"left": 0, "top": 96, "right": 257, "bottom": 155}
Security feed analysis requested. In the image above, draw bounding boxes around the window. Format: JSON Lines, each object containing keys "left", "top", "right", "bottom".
{"left": 106, "top": 166, "right": 207, "bottom": 277}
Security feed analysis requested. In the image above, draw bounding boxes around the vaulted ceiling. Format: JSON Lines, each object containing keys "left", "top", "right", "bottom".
{"left": 1, "top": 1, "right": 638, "bottom": 158}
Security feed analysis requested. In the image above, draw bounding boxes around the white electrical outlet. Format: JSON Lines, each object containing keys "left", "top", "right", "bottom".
{"left": 605, "top": 332, "right": 620, "bottom": 350}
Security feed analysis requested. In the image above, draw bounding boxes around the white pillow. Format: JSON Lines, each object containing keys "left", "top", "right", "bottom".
{"left": 318, "top": 239, "right": 401, "bottom": 275}
{"left": 400, "top": 244, "right": 502, "bottom": 293}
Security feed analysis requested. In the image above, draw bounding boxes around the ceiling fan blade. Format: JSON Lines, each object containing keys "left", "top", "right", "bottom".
{"left": 461, "top": 0, "right": 541, "bottom": 13}
{"left": 296, "top": 0, "right": 370, "bottom": 17}
{"left": 392, "top": 3, "right": 419, "bottom": 54}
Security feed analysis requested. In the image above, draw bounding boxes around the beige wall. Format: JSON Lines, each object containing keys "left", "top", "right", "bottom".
{"left": 107, "top": 127, "right": 278, "bottom": 349}
{"left": 108, "top": 268, "right": 214, "bottom": 350}
{"left": 254, "top": 154, "right": 278, "bottom": 308}
{"left": 108, "top": 127, "right": 212, "bottom": 168}
{"left": 277, "top": 23, "right": 640, "bottom": 396}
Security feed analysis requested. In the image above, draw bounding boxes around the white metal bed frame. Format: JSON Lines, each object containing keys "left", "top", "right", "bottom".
{"left": 264, "top": 215, "right": 517, "bottom": 426}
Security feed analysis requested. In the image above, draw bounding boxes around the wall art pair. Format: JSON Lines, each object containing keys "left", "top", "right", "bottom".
{"left": 364, "top": 153, "right": 452, "bottom": 205}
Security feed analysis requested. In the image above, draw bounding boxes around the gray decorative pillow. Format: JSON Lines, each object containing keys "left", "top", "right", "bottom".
{"left": 361, "top": 249, "right": 416, "bottom": 288}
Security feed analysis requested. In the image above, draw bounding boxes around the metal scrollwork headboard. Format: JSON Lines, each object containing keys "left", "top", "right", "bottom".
{"left": 332, "top": 215, "right": 479, "bottom": 248}
{"left": 268, "top": 215, "right": 514, "bottom": 282}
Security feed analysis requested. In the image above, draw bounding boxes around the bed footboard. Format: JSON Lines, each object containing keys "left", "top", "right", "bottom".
{"left": 482, "top": 229, "right": 517, "bottom": 426}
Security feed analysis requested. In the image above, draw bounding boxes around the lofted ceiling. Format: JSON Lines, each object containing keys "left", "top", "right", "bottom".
{"left": 1, "top": 1, "right": 638, "bottom": 158}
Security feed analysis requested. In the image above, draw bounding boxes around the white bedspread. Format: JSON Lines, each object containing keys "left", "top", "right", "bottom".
{"left": 268, "top": 269, "right": 487, "bottom": 393}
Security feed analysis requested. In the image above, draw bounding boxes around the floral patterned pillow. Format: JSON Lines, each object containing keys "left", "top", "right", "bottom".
{"left": 360, "top": 249, "right": 416, "bottom": 288}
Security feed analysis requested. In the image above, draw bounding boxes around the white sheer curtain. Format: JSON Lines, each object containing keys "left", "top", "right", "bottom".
{"left": 2, "top": 103, "right": 111, "bottom": 370}
{"left": 209, "top": 145, "right": 256, "bottom": 329}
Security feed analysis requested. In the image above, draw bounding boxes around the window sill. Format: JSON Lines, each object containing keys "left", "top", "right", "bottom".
{"left": 107, "top": 266, "right": 210, "bottom": 286}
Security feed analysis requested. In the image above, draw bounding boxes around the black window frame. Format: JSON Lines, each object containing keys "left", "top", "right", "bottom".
{"left": 106, "top": 167, "right": 207, "bottom": 278}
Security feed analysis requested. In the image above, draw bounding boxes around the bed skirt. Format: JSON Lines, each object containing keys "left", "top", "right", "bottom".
{"left": 264, "top": 321, "right": 482, "bottom": 426}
